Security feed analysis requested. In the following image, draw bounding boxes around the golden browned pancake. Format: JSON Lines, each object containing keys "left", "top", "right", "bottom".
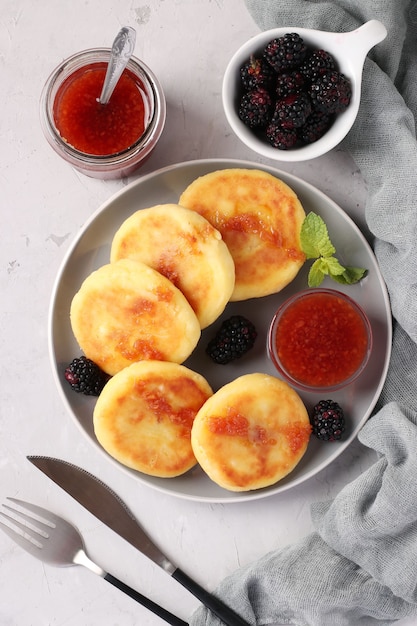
{"left": 179, "top": 168, "right": 306, "bottom": 301}
{"left": 70, "top": 259, "right": 201, "bottom": 376}
{"left": 93, "top": 361, "right": 213, "bottom": 478}
{"left": 191, "top": 373, "right": 311, "bottom": 491}
{"left": 110, "top": 204, "right": 235, "bottom": 329}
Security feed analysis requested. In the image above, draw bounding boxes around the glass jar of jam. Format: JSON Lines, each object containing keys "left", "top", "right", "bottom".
{"left": 268, "top": 288, "right": 372, "bottom": 392}
{"left": 40, "top": 49, "right": 166, "bottom": 179}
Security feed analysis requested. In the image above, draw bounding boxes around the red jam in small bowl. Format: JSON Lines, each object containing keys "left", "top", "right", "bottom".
{"left": 268, "top": 288, "right": 372, "bottom": 392}
{"left": 40, "top": 49, "right": 166, "bottom": 179}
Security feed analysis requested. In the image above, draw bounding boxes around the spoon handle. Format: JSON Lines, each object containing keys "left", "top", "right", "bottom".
{"left": 99, "top": 26, "right": 136, "bottom": 105}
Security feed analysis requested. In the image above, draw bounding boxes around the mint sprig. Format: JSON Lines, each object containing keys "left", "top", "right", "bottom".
{"left": 300, "top": 212, "right": 367, "bottom": 288}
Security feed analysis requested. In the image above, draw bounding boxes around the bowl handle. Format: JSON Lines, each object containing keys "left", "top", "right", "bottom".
{"left": 344, "top": 20, "right": 387, "bottom": 59}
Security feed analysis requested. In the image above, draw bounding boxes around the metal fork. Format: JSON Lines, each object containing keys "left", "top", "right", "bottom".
{"left": 0, "top": 498, "right": 188, "bottom": 626}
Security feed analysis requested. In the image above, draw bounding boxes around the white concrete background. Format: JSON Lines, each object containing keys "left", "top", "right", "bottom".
{"left": 0, "top": 1, "right": 412, "bottom": 624}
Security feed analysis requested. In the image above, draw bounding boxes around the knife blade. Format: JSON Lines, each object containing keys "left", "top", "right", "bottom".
{"left": 28, "top": 456, "right": 250, "bottom": 626}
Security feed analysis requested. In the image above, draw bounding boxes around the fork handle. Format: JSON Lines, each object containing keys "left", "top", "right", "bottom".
{"left": 104, "top": 573, "right": 188, "bottom": 625}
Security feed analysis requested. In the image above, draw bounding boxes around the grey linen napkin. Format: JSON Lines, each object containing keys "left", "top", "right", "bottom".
{"left": 190, "top": 1, "right": 417, "bottom": 624}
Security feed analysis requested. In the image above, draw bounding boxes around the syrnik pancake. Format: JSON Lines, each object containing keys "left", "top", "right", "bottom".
{"left": 191, "top": 373, "right": 311, "bottom": 491}
{"left": 70, "top": 258, "right": 201, "bottom": 376}
{"left": 179, "top": 168, "right": 306, "bottom": 301}
{"left": 94, "top": 361, "right": 213, "bottom": 478}
{"left": 110, "top": 204, "right": 235, "bottom": 329}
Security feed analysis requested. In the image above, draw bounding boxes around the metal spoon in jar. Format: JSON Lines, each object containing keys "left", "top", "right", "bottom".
{"left": 98, "top": 26, "right": 136, "bottom": 105}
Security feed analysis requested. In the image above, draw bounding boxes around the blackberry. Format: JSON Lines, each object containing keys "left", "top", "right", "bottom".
{"left": 264, "top": 33, "right": 307, "bottom": 73}
{"left": 299, "top": 49, "right": 336, "bottom": 82}
{"left": 266, "top": 121, "right": 298, "bottom": 150}
{"left": 299, "top": 110, "right": 333, "bottom": 144}
{"left": 238, "top": 88, "right": 273, "bottom": 128}
{"left": 310, "top": 400, "right": 345, "bottom": 441}
{"left": 273, "top": 92, "right": 312, "bottom": 129}
{"left": 275, "top": 71, "right": 305, "bottom": 99}
{"left": 240, "top": 55, "right": 275, "bottom": 91}
{"left": 206, "top": 315, "right": 257, "bottom": 364}
{"left": 309, "top": 70, "right": 352, "bottom": 114}
{"left": 64, "top": 356, "right": 110, "bottom": 396}
{"left": 235, "top": 34, "right": 352, "bottom": 151}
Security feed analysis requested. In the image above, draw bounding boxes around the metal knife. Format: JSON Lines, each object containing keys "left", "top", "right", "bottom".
{"left": 28, "top": 456, "right": 250, "bottom": 626}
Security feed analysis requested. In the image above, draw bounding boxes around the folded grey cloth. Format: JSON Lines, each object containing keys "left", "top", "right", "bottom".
{"left": 190, "top": 1, "right": 417, "bottom": 624}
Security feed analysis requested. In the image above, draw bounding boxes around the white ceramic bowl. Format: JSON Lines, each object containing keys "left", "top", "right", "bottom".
{"left": 222, "top": 20, "right": 387, "bottom": 162}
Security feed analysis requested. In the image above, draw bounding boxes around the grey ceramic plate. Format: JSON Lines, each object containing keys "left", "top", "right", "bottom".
{"left": 49, "top": 159, "right": 392, "bottom": 502}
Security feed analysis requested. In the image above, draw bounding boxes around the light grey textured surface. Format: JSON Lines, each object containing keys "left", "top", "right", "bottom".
{"left": 191, "top": 1, "right": 417, "bottom": 624}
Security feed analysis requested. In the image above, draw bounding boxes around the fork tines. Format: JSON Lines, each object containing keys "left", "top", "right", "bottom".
{"left": 0, "top": 498, "right": 54, "bottom": 552}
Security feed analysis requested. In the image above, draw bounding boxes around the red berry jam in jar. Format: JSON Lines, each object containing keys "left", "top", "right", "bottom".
{"left": 53, "top": 63, "right": 148, "bottom": 155}
{"left": 40, "top": 49, "right": 166, "bottom": 178}
{"left": 268, "top": 288, "right": 372, "bottom": 392}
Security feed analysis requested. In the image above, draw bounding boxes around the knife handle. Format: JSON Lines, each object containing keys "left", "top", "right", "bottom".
{"left": 172, "top": 568, "right": 251, "bottom": 626}
{"left": 104, "top": 573, "right": 188, "bottom": 626}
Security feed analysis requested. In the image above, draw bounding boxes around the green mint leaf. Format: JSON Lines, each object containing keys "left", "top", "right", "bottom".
{"left": 308, "top": 256, "right": 345, "bottom": 287}
{"left": 300, "top": 212, "right": 336, "bottom": 259}
{"left": 307, "top": 259, "right": 326, "bottom": 287}
{"left": 301, "top": 211, "right": 367, "bottom": 287}
{"left": 323, "top": 256, "right": 347, "bottom": 277}
{"left": 330, "top": 266, "right": 368, "bottom": 285}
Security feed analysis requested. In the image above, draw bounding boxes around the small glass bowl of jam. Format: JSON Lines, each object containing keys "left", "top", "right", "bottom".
{"left": 40, "top": 49, "right": 166, "bottom": 179}
{"left": 268, "top": 288, "right": 372, "bottom": 393}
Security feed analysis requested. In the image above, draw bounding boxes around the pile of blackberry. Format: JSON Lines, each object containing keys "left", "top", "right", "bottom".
{"left": 310, "top": 400, "right": 345, "bottom": 441}
{"left": 206, "top": 315, "right": 257, "bottom": 364}
{"left": 238, "top": 33, "right": 351, "bottom": 150}
{"left": 64, "top": 356, "right": 110, "bottom": 396}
